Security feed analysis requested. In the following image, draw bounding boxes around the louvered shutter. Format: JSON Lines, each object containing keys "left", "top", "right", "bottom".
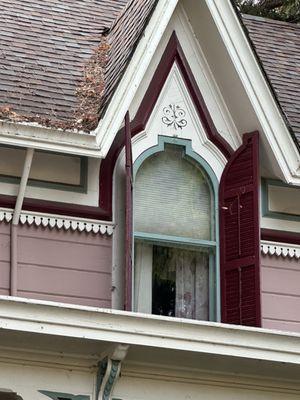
{"left": 125, "top": 111, "right": 133, "bottom": 311}
{"left": 219, "top": 132, "right": 261, "bottom": 327}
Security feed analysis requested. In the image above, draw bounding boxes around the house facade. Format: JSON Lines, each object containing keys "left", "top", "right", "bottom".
{"left": 0, "top": 0, "right": 299, "bottom": 399}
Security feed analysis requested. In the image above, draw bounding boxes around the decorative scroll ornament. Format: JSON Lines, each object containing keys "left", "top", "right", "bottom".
{"left": 261, "top": 241, "right": 300, "bottom": 259}
{"left": 0, "top": 208, "right": 114, "bottom": 235}
{"left": 162, "top": 104, "right": 187, "bottom": 130}
{"left": 96, "top": 345, "right": 129, "bottom": 400}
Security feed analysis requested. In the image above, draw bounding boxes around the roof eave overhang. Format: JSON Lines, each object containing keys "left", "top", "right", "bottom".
{"left": 0, "top": 120, "right": 102, "bottom": 157}
{"left": 1, "top": 296, "right": 300, "bottom": 366}
{"left": 0, "top": 0, "right": 178, "bottom": 159}
{"left": 205, "top": 0, "right": 300, "bottom": 185}
{"left": 1, "top": 0, "right": 299, "bottom": 185}
{"left": 94, "top": 0, "right": 300, "bottom": 185}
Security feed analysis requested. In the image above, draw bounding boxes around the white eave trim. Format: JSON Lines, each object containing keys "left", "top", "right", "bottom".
{"left": 93, "top": 0, "right": 179, "bottom": 157}
{"left": 0, "top": 296, "right": 300, "bottom": 365}
{"left": 0, "top": 120, "right": 102, "bottom": 157}
{"left": 205, "top": 0, "right": 300, "bottom": 185}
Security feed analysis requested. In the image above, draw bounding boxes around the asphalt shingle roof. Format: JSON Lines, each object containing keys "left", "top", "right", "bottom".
{"left": 242, "top": 14, "right": 300, "bottom": 147}
{"left": 0, "top": 0, "right": 128, "bottom": 125}
{"left": 0, "top": 1, "right": 299, "bottom": 147}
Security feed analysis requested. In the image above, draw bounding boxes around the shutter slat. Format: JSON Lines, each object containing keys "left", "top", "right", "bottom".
{"left": 220, "top": 132, "right": 261, "bottom": 327}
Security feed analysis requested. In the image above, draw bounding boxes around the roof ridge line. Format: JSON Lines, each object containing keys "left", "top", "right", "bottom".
{"left": 241, "top": 13, "right": 300, "bottom": 28}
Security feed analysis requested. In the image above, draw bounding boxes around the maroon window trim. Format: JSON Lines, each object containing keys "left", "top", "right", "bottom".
{"left": 220, "top": 131, "right": 261, "bottom": 327}
{"left": 124, "top": 111, "right": 133, "bottom": 311}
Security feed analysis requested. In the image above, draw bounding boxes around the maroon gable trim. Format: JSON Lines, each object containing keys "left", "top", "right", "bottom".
{"left": 99, "top": 31, "right": 234, "bottom": 219}
{"left": 261, "top": 228, "right": 300, "bottom": 246}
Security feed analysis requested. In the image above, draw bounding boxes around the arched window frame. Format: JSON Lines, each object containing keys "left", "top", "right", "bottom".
{"left": 133, "top": 135, "right": 220, "bottom": 321}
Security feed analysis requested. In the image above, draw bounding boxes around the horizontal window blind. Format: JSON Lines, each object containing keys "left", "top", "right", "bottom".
{"left": 134, "top": 145, "right": 212, "bottom": 240}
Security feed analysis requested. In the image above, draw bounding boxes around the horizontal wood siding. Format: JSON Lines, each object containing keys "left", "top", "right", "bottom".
{"left": 0, "top": 222, "right": 112, "bottom": 307}
{"left": 261, "top": 254, "right": 300, "bottom": 333}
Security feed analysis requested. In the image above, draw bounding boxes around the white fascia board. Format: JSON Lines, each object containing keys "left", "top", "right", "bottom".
{"left": 93, "top": 0, "right": 179, "bottom": 157}
{"left": 0, "top": 296, "right": 300, "bottom": 366}
{"left": 205, "top": 0, "right": 300, "bottom": 185}
{"left": 0, "top": 120, "right": 102, "bottom": 157}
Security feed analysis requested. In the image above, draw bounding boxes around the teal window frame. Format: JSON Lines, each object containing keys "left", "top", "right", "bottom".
{"left": 133, "top": 136, "right": 220, "bottom": 321}
{"left": 261, "top": 178, "right": 300, "bottom": 222}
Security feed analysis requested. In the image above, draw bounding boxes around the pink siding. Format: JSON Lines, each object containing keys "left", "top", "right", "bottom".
{"left": 0, "top": 222, "right": 112, "bottom": 307}
{"left": 261, "top": 254, "right": 300, "bottom": 333}
{"left": 0, "top": 223, "right": 10, "bottom": 295}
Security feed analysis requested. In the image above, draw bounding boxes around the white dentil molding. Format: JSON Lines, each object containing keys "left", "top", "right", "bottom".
{"left": 261, "top": 240, "right": 300, "bottom": 259}
{"left": 0, "top": 208, "right": 114, "bottom": 235}
{"left": 205, "top": 0, "right": 300, "bottom": 185}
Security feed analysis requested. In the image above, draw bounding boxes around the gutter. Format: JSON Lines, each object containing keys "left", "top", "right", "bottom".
{"left": 10, "top": 148, "right": 34, "bottom": 296}
{"left": 0, "top": 120, "right": 101, "bottom": 158}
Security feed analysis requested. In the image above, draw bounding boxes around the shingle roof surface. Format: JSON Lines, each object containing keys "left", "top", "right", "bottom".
{"left": 0, "top": 0, "right": 128, "bottom": 123}
{"left": 102, "top": 0, "right": 157, "bottom": 116}
{"left": 0, "top": 2, "right": 299, "bottom": 144}
{"left": 242, "top": 15, "right": 300, "bottom": 146}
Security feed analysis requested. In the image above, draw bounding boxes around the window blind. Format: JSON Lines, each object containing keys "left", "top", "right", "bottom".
{"left": 134, "top": 145, "right": 212, "bottom": 240}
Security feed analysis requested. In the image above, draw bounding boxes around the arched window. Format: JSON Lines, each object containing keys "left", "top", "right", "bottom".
{"left": 133, "top": 138, "right": 218, "bottom": 321}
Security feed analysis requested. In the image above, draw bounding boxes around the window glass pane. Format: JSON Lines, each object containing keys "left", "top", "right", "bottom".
{"left": 152, "top": 245, "right": 209, "bottom": 320}
{"left": 134, "top": 145, "right": 213, "bottom": 240}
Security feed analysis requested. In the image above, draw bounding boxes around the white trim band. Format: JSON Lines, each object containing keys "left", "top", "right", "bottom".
{"left": 0, "top": 208, "right": 114, "bottom": 235}
{"left": 0, "top": 296, "right": 300, "bottom": 365}
{"left": 261, "top": 240, "right": 300, "bottom": 259}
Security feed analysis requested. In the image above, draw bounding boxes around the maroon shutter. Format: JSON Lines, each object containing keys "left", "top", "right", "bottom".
{"left": 124, "top": 111, "right": 133, "bottom": 311}
{"left": 219, "top": 132, "right": 261, "bottom": 327}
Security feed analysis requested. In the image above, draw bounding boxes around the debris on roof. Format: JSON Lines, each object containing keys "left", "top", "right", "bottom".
{"left": 0, "top": 0, "right": 298, "bottom": 147}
